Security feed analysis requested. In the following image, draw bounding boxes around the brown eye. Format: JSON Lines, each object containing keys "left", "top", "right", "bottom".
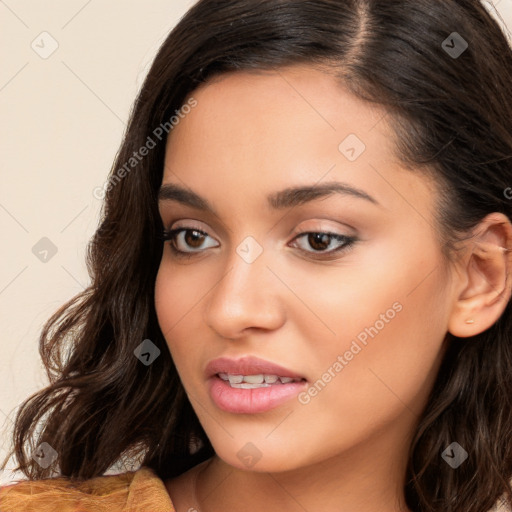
{"left": 290, "top": 231, "right": 357, "bottom": 259}
{"left": 184, "top": 230, "right": 206, "bottom": 249}
{"left": 307, "top": 233, "right": 331, "bottom": 251}
{"left": 161, "top": 227, "right": 219, "bottom": 258}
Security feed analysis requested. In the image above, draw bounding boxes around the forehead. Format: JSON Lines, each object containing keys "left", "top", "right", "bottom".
{"left": 168, "top": 64, "right": 391, "bottom": 145}
{"left": 163, "top": 64, "right": 395, "bottom": 174}
{"left": 160, "top": 64, "right": 438, "bottom": 227}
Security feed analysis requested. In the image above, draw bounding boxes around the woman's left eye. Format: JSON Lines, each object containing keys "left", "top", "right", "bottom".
{"left": 290, "top": 231, "right": 357, "bottom": 259}
{"left": 160, "top": 227, "right": 357, "bottom": 260}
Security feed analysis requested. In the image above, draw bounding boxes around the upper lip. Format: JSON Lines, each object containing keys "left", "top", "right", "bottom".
{"left": 205, "top": 356, "right": 307, "bottom": 380}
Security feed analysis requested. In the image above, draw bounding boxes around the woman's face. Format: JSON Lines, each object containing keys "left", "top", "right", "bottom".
{"left": 155, "top": 64, "right": 456, "bottom": 474}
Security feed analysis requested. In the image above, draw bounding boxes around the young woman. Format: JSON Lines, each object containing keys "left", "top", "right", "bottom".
{"left": 1, "top": 1, "right": 512, "bottom": 511}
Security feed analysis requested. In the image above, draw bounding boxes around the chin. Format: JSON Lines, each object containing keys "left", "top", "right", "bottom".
{"left": 213, "top": 441, "right": 307, "bottom": 474}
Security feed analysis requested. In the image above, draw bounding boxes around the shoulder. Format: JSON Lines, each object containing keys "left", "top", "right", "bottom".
{"left": 0, "top": 466, "right": 175, "bottom": 512}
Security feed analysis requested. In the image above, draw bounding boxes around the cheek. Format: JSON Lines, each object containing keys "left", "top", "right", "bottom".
{"left": 290, "top": 237, "right": 449, "bottom": 401}
{"left": 154, "top": 257, "right": 204, "bottom": 332}
{"left": 154, "top": 268, "right": 177, "bottom": 341}
{"left": 154, "top": 262, "right": 198, "bottom": 355}
{"left": 154, "top": 260, "right": 219, "bottom": 389}
{"left": 294, "top": 253, "right": 449, "bottom": 431}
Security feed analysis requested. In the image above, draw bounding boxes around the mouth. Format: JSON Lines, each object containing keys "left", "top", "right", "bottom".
{"left": 205, "top": 356, "right": 308, "bottom": 414}
{"left": 205, "top": 355, "right": 307, "bottom": 382}
{"left": 216, "top": 372, "right": 306, "bottom": 388}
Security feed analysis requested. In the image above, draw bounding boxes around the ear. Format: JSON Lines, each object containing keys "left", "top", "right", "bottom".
{"left": 448, "top": 212, "right": 512, "bottom": 338}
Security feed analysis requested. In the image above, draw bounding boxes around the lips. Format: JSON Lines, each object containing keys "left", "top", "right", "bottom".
{"left": 204, "top": 356, "right": 307, "bottom": 381}
{"left": 205, "top": 356, "right": 308, "bottom": 414}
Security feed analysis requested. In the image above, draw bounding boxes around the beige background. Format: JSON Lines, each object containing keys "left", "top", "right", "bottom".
{"left": 0, "top": 0, "right": 511, "bottom": 486}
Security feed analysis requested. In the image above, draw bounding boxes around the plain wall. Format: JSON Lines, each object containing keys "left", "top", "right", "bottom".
{"left": 1, "top": 0, "right": 511, "bottom": 485}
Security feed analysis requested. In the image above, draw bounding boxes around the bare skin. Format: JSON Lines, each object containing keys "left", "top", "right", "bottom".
{"left": 155, "top": 64, "right": 512, "bottom": 512}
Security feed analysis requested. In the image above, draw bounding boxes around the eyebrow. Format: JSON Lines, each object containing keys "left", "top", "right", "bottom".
{"left": 157, "top": 180, "right": 380, "bottom": 214}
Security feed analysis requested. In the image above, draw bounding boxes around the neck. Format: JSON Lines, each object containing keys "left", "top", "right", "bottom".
{"left": 194, "top": 430, "right": 414, "bottom": 512}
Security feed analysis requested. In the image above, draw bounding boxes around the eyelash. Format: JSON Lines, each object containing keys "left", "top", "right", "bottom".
{"left": 160, "top": 227, "right": 357, "bottom": 260}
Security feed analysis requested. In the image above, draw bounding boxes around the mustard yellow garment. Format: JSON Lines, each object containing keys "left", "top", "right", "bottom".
{"left": 0, "top": 466, "right": 176, "bottom": 512}
{"left": 2, "top": 466, "right": 512, "bottom": 511}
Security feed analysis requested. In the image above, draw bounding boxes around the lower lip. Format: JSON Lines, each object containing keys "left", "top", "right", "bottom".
{"left": 208, "top": 375, "right": 308, "bottom": 414}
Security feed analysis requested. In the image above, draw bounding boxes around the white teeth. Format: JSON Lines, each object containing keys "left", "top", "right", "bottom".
{"left": 231, "top": 382, "right": 271, "bottom": 389}
{"left": 227, "top": 374, "right": 244, "bottom": 385}
{"left": 242, "top": 374, "right": 265, "bottom": 384}
{"left": 217, "top": 373, "right": 303, "bottom": 387}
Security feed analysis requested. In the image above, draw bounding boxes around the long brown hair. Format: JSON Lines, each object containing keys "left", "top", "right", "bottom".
{"left": 2, "top": 1, "right": 512, "bottom": 510}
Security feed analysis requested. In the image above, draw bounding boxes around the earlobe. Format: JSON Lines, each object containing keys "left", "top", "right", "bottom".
{"left": 448, "top": 213, "right": 512, "bottom": 338}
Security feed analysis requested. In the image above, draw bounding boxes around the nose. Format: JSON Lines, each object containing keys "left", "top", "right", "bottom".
{"left": 203, "top": 242, "right": 286, "bottom": 339}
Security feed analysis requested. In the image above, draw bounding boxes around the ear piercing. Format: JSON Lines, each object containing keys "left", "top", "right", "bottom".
{"left": 465, "top": 318, "right": 475, "bottom": 324}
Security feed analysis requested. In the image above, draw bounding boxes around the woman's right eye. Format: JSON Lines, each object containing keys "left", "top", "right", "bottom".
{"left": 161, "top": 227, "right": 219, "bottom": 258}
